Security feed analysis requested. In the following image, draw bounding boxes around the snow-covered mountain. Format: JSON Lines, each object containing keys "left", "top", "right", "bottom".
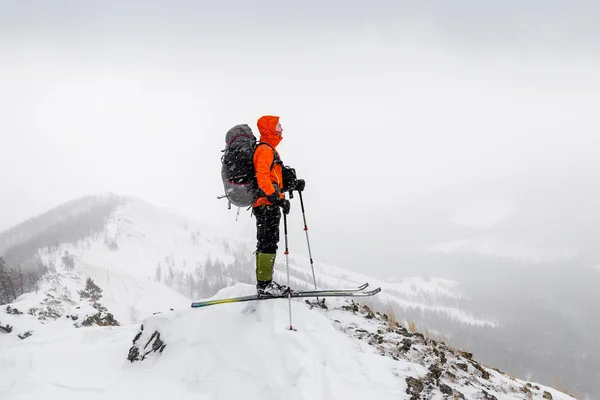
{"left": 0, "top": 194, "right": 496, "bottom": 328}
{"left": 0, "top": 194, "right": 578, "bottom": 399}
{"left": 1, "top": 268, "right": 572, "bottom": 400}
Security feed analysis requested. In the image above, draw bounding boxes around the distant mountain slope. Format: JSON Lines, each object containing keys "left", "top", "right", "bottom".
{"left": 0, "top": 194, "right": 494, "bottom": 327}
{"left": 0, "top": 193, "right": 125, "bottom": 267}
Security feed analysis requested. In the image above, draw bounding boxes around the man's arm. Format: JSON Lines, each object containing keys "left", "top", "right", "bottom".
{"left": 254, "top": 145, "right": 277, "bottom": 196}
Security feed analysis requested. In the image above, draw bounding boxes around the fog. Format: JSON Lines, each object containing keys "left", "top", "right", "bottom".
{"left": 2, "top": 0, "right": 599, "bottom": 240}
{"left": 2, "top": 2, "right": 600, "bottom": 393}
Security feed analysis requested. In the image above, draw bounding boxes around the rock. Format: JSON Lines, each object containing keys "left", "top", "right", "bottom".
{"left": 440, "top": 383, "right": 453, "bottom": 395}
{"left": 305, "top": 299, "right": 328, "bottom": 310}
{"left": 471, "top": 362, "right": 490, "bottom": 380}
{"left": 396, "top": 328, "right": 411, "bottom": 337}
{"left": 128, "top": 328, "right": 166, "bottom": 362}
{"left": 440, "top": 351, "right": 447, "bottom": 364}
{"left": 543, "top": 391, "right": 553, "bottom": 400}
{"left": 371, "top": 334, "right": 384, "bottom": 344}
{"left": 81, "top": 311, "right": 120, "bottom": 327}
{"left": 6, "top": 306, "right": 22, "bottom": 315}
{"left": 456, "top": 363, "right": 468, "bottom": 372}
{"left": 341, "top": 303, "right": 359, "bottom": 313}
{"left": 481, "top": 390, "right": 498, "bottom": 400}
{"left": 401, "top": 338, "right": 412, "bottom": 352}
{"left": 17, "top": 331, "right": 32, "bottom": 340}
{"left": 405, "top": 377, "right": 424, "bottom": 397}
{"left": 461, "top": 351, "right": 473, "bottom": 359}
{"left": 428, "top": 364, "right": 443, "bottom": 380}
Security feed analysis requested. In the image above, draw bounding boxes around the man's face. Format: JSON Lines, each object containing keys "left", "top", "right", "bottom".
{"left": 275, "top": 122, "right": 283, "bottom": 137}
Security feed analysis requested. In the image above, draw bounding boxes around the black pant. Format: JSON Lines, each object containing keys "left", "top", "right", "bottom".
{"left": 253, "top": 205, "right": 281, "bottom": 254}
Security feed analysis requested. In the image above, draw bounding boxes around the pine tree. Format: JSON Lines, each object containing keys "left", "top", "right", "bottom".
{"left": 155, "top": 264, "right": 162, "bottom": 283}
{"left": 78, "top": 277, "right": 103, "bottom": 309}
{"left": 186, "top": 272, "right": 195, "bottom": 298}
{"left": 61, "top": 251, "right": 75, "bottom": 272}
{"left": 0, "top": 258, "right": 17, "bottom": 304}
{"left": 0, "top": 258, "right": 10, "bottom": 304}
{"left": 166, "top": 265, "right": 174, "bottom": 288}
{"left": 176, "top": 270, "right": 184, "bottom": 293}
{"left": 195, "top": 262, "right": 203, "bottom": 297}
{"left": 18, "top": 266, "right": 24, "bottom": 294}
{"left": 25, "top": 270, "right": 42, "bottom": 294}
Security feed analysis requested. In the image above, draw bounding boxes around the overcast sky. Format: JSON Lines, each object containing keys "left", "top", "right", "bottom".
{"left": 1, "top": 0, "right": 599, "bottom": 272}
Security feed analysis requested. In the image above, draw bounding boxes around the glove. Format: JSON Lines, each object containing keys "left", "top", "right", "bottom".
{"left": 295, "top": 179, "right": 305, "bottom": 192}
{"left": 281, "top": 199, "right": 290, "bottom": 215}
{"left": 266, "top": 192, "right": 291, "bottom": 215}
{"left": 266, "top": 191, "right": 282, "bottom": 205}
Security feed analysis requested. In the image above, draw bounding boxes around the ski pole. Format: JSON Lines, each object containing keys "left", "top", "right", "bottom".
{"left": 283, "top": 204, "right": 294, "bottom": 331}
{"left": 298, "top": 191, "right": 318, "bottom": 292}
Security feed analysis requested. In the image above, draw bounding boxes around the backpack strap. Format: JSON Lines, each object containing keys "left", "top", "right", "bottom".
{"left": 255, "top": 142, "right": 282, "bottom": 170}
{"left": 254, "top": 142, "right": 283, "bottom": 198}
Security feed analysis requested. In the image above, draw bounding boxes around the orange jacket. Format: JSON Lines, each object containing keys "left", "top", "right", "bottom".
{"left": 253, "top": 115, "right": 284, "bottom": 207}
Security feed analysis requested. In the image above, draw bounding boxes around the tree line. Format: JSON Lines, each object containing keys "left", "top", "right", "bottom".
{"left": 0, "top": 257, "right": 46, "bottom": 305}
{"left": 155, "top": 253, "right": 255, "bottom": 299}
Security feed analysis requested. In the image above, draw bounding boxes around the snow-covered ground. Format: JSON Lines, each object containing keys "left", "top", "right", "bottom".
{"left": 0, "top": 276, "right": 574, "bottom": 400}
{"left": 0, "top": 197, "right": 577, "bottom": 399}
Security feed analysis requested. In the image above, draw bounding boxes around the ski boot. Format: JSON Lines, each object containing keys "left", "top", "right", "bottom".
{"left": 257, "top": 280, "right": 291, "bottom": 297}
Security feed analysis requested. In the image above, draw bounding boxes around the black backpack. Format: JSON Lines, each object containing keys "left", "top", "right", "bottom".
{"left": 219, "top": 124, "right": 281, "bottom": 209}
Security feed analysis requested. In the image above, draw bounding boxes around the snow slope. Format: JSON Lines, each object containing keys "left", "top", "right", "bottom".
{"left": 37, "top": 197, "right": 496, "bottom": 327}
{"left": 0, "top": 281, "right": 574, "bottom": 400}
{"left": 0, "top": 195, "right": 575, "bottom": 399}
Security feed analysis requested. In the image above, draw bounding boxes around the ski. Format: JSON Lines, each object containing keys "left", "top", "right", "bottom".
{"left": 299, "top": 282, "right": 369, "bottom": 294}
{"left": 190, "top": 286, "right": 381, "bottom": 309}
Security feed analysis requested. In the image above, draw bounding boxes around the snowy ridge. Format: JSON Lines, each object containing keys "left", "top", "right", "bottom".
{"left": 284, "top": 255, "right": 496, "bottom": 328}
{"left": 29, "top": 197, "right": 496, "bottom": 328}
{"left": 129, "top": 284, "right": 412, "bottom": 399}
{"left": 1, "top": 280, "right": 574, "bottom": 400}
{"left": 0, "top": 193, "right": 122, "bottom": 255}
{"left": 429, "top": 236, "right": 577, "bottom": 264}
{"left": 62, "top": 197, "right": 240, "bottom": 281}
{"left": 1, "top": 195, "right": 575, "bottom": 399}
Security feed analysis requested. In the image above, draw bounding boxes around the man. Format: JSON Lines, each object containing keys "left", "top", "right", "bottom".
{"left": 252, "top": 115, "right": 305, "bottom": 297}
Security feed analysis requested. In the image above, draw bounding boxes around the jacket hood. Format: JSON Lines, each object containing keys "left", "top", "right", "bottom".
{"left": 257, "top": 115, "right": 282, "bottom": 147}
